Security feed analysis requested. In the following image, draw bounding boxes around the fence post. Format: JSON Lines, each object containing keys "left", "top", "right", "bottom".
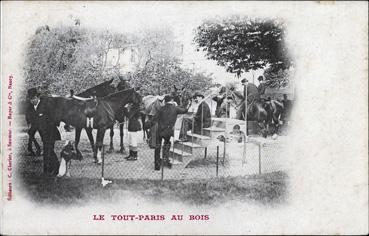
{"left": 101, "top": 145, "right": 105, "bottom": 179}
{"left": 258, "top": 143, "right": 262, "bottom": 174}
{"left": 161, "top": 151, "right": 164, "bottom": 181}
{"left": 216, "top": 146, "right": 219, "bottom": 177}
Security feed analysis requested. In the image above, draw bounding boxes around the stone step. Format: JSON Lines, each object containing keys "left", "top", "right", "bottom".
{"left": 202, "top": 127, "right": 226, "bottom": 138}
{"left": 211, "top": 118, "right": 260, "bottom": 135}
{"left": 168, "top": 148, "right": 192, "bottom": 163}
{"left": 169, "top": 154, "right": 194, "bottom": 170}
{"left": 173, "top": 141, "right": 204, "bottom": 154}
{"left": 186, "top": 132, "right": 211, "bottom": 146}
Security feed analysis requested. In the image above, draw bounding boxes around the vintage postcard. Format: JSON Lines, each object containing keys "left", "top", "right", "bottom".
{"left": 1, "top": 1, "right": 368, "bottom": 235}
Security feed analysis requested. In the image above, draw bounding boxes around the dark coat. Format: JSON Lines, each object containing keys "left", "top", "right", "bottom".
{"left": 156, "top": 103, "right": 188, "bottom": 137}
{"left": 212, "top": 95, "right": 225, "bottom": 118}
{"left": 194, "top": 101, "right": 211, "bottom": 133}
{"left": 25, "top": 102, "right": 39, "bottom": 126}
{"left": 124, "top": 105, "right": 142, "bottom": 132}
{"left": 28, "top": 98, "right": 61, "bottom": 143}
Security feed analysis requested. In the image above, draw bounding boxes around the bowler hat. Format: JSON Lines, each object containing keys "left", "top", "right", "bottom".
{"left": 193, "top": 91, "right": 204, "bottom": 98}
{"left": 241, "top": 78, "right": 248, "bottom": 84}
{"left": 27, "top": 87, "right": 40, "bottom": 98}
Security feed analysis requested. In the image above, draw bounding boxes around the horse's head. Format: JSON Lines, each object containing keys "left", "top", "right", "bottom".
{"left": 177, "top": 88, "right": 192, "bottom": 107}
{"left": 219, "top": 86, "right": 227, "bottom": 95}
{"left": 131, "top": 89, "right": 142, "bottom": 108}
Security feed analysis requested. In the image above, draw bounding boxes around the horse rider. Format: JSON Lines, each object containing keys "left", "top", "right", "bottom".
{"left": 257, "top": 76, "right": 267, "bottom": 99}
{"left": 237, "top": 78, "right": 261, "bottom": 120}
{"left": 178, "top": 91, "right": 211, "bottom": 142}
{"left": 153, "top": 95, "right": 189, "bottom": 170}
{"left": 26, "top": 87, "right": 61, "bottom": 176}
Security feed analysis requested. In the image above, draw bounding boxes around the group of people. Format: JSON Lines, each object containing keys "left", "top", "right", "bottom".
{"left": 142, "top": 91, "right": 211, "bottom": 170}
{"left": 25, "top": 74, "right": 293, "bottom": 175}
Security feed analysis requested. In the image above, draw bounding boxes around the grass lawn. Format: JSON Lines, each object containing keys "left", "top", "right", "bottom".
{"left": 19, "top": 171, "right": 288, "bottom": 206}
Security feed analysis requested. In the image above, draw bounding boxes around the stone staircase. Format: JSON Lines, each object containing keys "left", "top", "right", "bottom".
{"left": 168, "top": 117, "right": 260, "bottom": 169}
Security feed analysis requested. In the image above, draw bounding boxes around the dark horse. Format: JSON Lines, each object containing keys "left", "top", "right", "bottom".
{"left": 44, "top": 88, "right": 141, "bottom": 171}
{"left": 74, "top": 79, "right": 131, "bottom": 155}
{"left": 82, "top": 88, "right": 142, "bottom": 163}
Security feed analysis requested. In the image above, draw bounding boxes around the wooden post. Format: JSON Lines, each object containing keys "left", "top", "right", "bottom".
{"left": 216, "top": 146, "right": 219, "bottom": 177}
{"left": 223, "top": 88, "right": 228, "bottom": 165}
{"left": 101, "top": 145, "right": 105, "bottom": 179}
{"left": 161, "top": 154, "right": 164, "bottom": 181}
{"left": 258, "top": 143, "right": 262, "bottom": 174}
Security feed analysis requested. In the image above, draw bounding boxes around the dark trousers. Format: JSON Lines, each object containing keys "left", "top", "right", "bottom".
{"left": 154, "top": 135, "right": 171, "bottom": 169}
{"left": 42, "top": 142, "right": 59, "bottom": 176}
{"left": 27, "top": 125, "right": 41, "bottom": 153}
{"left": 179, "top": 117, "right": 193, "bottom": 140}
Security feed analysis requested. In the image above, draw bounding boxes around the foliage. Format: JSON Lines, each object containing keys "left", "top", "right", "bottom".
{"left": 194, "top": 16, "right": 292, "bottom": 77}
{"left": 131, "top": 57, "right": 215, "bottom": 96}
{"left": 23, "top": 25, "right": 215, "bottom": 97}
{"left": 264, "top": 67, "right": 293, "bottom": 88}
{"left": 24, "top": 25, "right": 134, "bottom": 95}
{"left": 128, "top": 27, "right": 215, "bottom": 96}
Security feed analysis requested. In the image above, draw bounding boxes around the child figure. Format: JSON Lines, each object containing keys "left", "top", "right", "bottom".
{"left": 229, "top": 124, "right": 246, "bottom": 143}
{"left": 217, "top": 125, "right": 246, "bottom": 164}
{"left": 125, "top": 103, "right": 142, "bottom": 161}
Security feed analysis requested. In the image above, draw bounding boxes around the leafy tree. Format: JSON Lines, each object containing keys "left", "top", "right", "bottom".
{"left": 194, "top": 16, "right": 292, "bottom": 77}
{"left": 23, "top": 25, "right": 133, "bottom": 95}
{"left": 131, "top": 57, "right": 214, "bottom": 96}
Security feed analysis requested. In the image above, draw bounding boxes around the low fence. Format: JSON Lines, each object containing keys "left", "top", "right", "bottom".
{"left": 17, "top": 125, "right": 287, "bottom": 185}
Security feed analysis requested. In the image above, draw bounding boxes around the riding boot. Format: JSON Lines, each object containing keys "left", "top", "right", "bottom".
{"left": 127, "top": 150, "right": 137, "bottom": 161}
{"left": 133, "top": 151, "right": 138, "bottom": 160}
{"left": 154, "top": 148, "right": 161, "bottom": 170}
{"left": 162, "top": 143, "right": 172, "bottom": 169}
{"left": 124, "top": 150, "right": 132, "bottom": 160}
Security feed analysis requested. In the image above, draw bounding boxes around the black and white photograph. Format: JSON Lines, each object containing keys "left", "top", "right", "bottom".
{"left": 1, "top": 1, "right": 368, "bottom": 235}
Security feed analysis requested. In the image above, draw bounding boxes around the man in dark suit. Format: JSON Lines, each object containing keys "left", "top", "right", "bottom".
{"left": 25, "top": 88, "right": 42, "bottom": 156}
{"left": 27, "top": 88, "right": 61, "bottom": 176}
{"left": 153, "top": 95, "right": 188, "bottom": 170}
{"left": 178, "top": 91, "right": 211, "bottom": 141}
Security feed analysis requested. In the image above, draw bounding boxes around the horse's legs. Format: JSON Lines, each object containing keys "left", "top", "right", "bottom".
{"left": 85, "top": 128, "right": 95, "bottom": 152}
{"left": 95, "top": 128, "right": 106, "bottom": 164}
{"left": 75, "top": 127, "right": 81, "bottom": 152}
{"left": 141, "top": 113, "right": 146, "bottom": 140}
{"left": 107, "top": 126, "right": 114, "bottom": 153}
{"left": 119, "top": 123, "right": 125, "bottom": 153}
{"left": 75, "top": 127, "right": 84, "bottom": 159}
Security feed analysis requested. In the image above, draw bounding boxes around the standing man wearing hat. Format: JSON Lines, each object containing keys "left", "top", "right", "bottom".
{"left": 25, "top": 88, "right": 42, "bottom": 156}
{"left": 26, "top": 87, "right": 61, "bottom": 176}
{"left": 153, "top": 95, "right": 189, "bottom": 170}
{"left": 237, "top": 78, "right": 261, "bottom": 120}
{"left": 178, "top": 91, "right": 211, "bottom": 142}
